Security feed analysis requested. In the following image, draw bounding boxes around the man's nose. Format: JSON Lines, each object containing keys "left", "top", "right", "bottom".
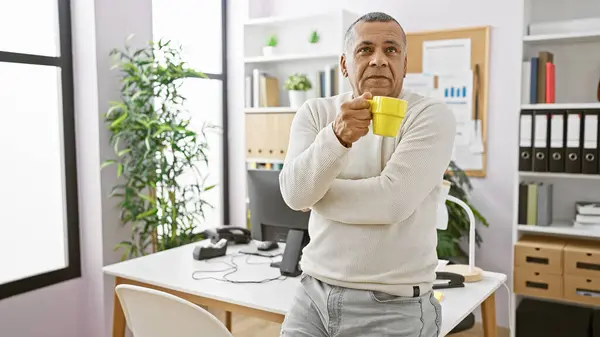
{"left": 369, "top": 50, "right": 388, "bottom": 67}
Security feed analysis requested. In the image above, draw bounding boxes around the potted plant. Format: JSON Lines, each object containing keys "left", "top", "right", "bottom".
{"left": 309, "top": 31, "right": 320, "bottom": 44}
{"left": 102, "top": 38, "right": 216, "bottom": 260}
{"left": 263, "top": 34, "right": 277, "bottom": 56}
{"left": 284, "top": 73, "right": 312, "bottom": 108}
{"left": 439, "top": 161, "right": 489, "bottom": 263}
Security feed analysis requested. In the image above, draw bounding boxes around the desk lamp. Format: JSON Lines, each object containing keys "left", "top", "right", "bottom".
{"left": 436, "top": 180, "right": 483, "bottom": 282}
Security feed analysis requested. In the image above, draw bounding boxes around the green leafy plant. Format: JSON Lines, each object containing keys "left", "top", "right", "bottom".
{"left": 309, "top": 31, "right": 320, "bottom": 44}
{"left": 438, "top": 161, "right": 489, "bottom": 261}
{"left": 102, "top": 38, "right": 216, "bottom": 260}
{"left": 284, "top": 73, "right": 312, "bottom": 91}
{"left": 266, "top": 35, "right": 278, "bottom": 47}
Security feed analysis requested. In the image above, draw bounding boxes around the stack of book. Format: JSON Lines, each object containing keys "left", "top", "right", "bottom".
{"left": 574, "top": 201, "right": 600, "bottom": 228}
{"left": 518, "top": 181, "right": 553, "bottom": 226}
{"left": 521, "top": 50, "right": 556, "bottom": 104}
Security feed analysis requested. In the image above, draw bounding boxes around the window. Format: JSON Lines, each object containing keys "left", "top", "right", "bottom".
{"left": 0, "top": 0, "right": 80, "bottom": 300}
{"left": 151, "top": 0, "right": 229, "bottom": 228}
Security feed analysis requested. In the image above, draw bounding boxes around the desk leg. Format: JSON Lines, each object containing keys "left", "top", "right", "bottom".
{"left": 225, "top": 311, "right": 232, "bottom": 331}
{"left": 112, "top": 277, "right": 126, "bottom": 337}
{"left": 481, "top": 292, "right": 497, "bottom": 337}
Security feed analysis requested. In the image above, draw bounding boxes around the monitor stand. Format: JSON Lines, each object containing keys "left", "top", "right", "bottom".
{"left": 270, "top": 229, "right": 306, "bottom": 277}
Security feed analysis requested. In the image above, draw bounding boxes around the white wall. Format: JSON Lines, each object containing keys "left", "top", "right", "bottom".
{"left": 228, "top": 0, "right": 525, "bottom": 329}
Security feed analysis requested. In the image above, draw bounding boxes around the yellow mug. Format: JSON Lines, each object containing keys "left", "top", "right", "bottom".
{"left": 367, "top": 96, "right": 408, "bottom": 137}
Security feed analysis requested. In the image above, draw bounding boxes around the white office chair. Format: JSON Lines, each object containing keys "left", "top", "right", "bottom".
{"left": 115, "top": 284, "right": 234, "bottom": 337}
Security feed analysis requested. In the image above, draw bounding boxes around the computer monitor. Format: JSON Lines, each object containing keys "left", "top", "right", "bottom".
{"left": 247, "top": 169, "right": 310, "bottom": 277}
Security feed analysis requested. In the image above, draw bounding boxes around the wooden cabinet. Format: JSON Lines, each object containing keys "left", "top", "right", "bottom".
{"left": 245, "top": 113, "right": 295, "bottom": 161}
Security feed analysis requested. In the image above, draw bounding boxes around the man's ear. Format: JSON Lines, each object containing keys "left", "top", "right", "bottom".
{"left": 340, "top": 54, "right": 348, "bottom": 77}
{"left": 403, "top": 55, "right": 407, "bottom": 78}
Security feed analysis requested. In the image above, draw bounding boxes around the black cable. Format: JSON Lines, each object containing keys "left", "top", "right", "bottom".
{"left": 191, "top": 253, "right": 287, "bottom": 284}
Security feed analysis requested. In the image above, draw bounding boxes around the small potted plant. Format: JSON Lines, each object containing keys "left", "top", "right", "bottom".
{"left": 309, "top": 31, "right": 320, "bottom": 44}
{"left": 263, "top": 34, "right": 277, "bottom": 56}
{"left": 284, "top": 73, "right": 312, "bottom": 108}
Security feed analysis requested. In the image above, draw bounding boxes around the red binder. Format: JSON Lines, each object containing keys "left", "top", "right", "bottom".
{"left": 546, "top": 62, "right": 555, "bottom": 104}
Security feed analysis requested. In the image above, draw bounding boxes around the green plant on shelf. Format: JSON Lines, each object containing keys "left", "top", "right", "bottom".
{"left": 439, "top": 161, "right": 489, "bottom": 262}
{"left": 284, "top": 73, "right": 312, "bottom": 91}
{"left": 309, "top": 31, "right": 320, "bottom": 44}
{"left": 266, "top": 35, "right": 278, "bottom": 47}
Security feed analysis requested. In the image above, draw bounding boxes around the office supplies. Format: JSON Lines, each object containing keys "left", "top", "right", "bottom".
{"left": 204, "top": 226, "right": 252, "bottom": 245}
{"left": 536, "top": 183, "right": 553, "bottom": 227}
{"left": 549, "top": 111, "right": 566, "bottom": 172}
{"left": 530, "top": 57, "right": 538, "bottom": 104}
{"left": 434, "top": 271, "right": 465, "bottom": 290}
{"left": 256, "top": 240, "right": 279, "bottom": 251}
{"left": 582, "top": 109, "right": 599, "bottom": 174}
{"left": 545, "top": 62, "right": 555, "bottom": 103}
{"left": 247, "top": 169, "right": 310, "bottom": 277}
{"left": 519, "top": 110, "right": 534, "bottom": 171}
{"left": 533, "top": 111, "right": 549, "bottom": 172}
{"left": 565, "top": 111, "right": 582, "bottom": 173}
{"left": 518, "top": 183, "right": 528, "bottom": 224}
{"left": 521, "top": 60, "right": 531, "bottom": 104}
{"left": 537, "top": 51, "right": 554, "bottom": 103}
{"left": 192, "top": 239, "right": 228, "bottom": 261}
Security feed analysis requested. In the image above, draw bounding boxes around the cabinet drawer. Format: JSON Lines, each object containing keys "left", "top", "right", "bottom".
{"left": 514, "top": 266, "right": 563, "bottom": 300}
{"left": 564, "top": 275, "right": 600, "bottom": 307}
{"left": 515, "top": 235, "right": 567, "bottom": 275}
{"left": 564, "top": 240, "right": 600, "bottom": 278}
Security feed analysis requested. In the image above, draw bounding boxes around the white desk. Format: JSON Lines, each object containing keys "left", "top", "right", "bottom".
{"left": 103, "top": 241, "right": 506, "bottom": 337}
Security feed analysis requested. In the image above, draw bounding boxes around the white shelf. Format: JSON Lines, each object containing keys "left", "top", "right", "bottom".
{"left": 523, "top": 31, "right": 600, "bottom": 44}
{"left": 518, "top": 224, "right": 600, "bottom": 239}
{"left": 244, "top": 12, "right": 332, "bottom": 27}
{"left": 245, "top": 107, "right": 296, "bottom": 113}
{"left": 244, "top": 52, "right": 339, "bottom": 64}
{"left": 519, "top": 171, "right": 600, "bottom": 180}
{"left": 520, "top": 103, "right": 600, "bottom": 110}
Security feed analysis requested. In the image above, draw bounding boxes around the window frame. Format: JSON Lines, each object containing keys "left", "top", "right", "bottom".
{"left": 0, "top": 0, "right": 81, "bottom": 300}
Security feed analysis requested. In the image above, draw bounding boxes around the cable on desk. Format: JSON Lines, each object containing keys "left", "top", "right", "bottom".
{"left": 192, "top": 253, "right": 287, "bottom": 284}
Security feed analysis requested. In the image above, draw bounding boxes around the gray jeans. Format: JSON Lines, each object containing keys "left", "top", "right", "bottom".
{"left": 280, "top": 274, "right": 442, "bottom": 337}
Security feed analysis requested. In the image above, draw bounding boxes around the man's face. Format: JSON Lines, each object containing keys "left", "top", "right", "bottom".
{"left": 341, "top": 21, "right": 407, "bottom": 98}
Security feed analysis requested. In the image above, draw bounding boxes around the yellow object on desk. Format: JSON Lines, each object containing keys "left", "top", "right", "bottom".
{"left": 434, "top": 291, "right": 444, "bottom": 302}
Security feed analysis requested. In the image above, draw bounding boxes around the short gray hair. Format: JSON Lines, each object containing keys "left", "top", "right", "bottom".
{"left": 344, "top": 12, "right": 407, "bottom": 53}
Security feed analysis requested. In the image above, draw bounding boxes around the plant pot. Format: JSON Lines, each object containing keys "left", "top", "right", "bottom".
{"left": 288, "top": 90, "right": 306, "bottom": 108}
{"left": 262, "top": 46, "right": 275, "bottom": 56}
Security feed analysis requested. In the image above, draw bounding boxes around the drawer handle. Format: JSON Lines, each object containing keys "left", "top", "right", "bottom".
{"left": 526, "top": 281, "right": 548, "bottom": 290}
{"left": 534, "top": 272, "right": 540, "bottom": 276}
{"left": 526, "top": 256, "right": 549, "bottom": 265}
{"left": 576, "top": 262, "right": 600, "bottom": 271}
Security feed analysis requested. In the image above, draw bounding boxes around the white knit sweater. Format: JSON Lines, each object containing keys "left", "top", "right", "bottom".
{"left": 279, "top": 90, "right": 456, "bottom": 297}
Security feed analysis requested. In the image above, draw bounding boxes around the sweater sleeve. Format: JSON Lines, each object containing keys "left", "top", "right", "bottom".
{"left": 278, "top": 100, "right": 350, "bottom": 211}
{"left": 311, "top": 102, "right": 456, "bottom": 225}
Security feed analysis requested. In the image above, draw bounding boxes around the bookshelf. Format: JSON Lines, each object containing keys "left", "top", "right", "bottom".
{"left": 243, "top": 9, "right": 358, "bottom": 164}
{"left": 513, "top": 0, "right": 600, "bottom": 335}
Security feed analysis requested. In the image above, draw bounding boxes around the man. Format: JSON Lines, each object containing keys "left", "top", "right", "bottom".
{"left": 278, "top": 11, "right": 456, "bottom": 337}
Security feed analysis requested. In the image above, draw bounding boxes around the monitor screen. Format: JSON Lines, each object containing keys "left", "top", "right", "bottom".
{"left": 247, "top": 169, "right": 310, "bottom": 242}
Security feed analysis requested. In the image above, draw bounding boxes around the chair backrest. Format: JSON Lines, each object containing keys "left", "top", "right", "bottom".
{"left": 115, "top": 284, "right": 233, "bottom": 337}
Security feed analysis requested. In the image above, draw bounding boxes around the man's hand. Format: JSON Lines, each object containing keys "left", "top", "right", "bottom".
{"left": 333, "top": 92, "right": 373, "bottom": 147}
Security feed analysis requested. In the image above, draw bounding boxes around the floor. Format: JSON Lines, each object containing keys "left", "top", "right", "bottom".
{"left": 209, "top": 309, "right": 509, "bottom": 337}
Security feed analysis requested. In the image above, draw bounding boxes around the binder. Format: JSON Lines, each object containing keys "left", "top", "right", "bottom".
{"left": 582, "top": 110, "right": 599, "bottom": 174}
{"left": 527, "top": 183, "right": 538, "bottom": 225}
{"left": 519, "top": 110, "right": 534, "bottom": 171}
{"left": 518, "top": 183, "right": 528, "bottom": 224}
{"left": 533, "top": 111, "right": 549, "bottom": 172}
{"left": 565, "top": 111, "right": 582, "bottom": 174}
{"left": 530, "top": 57, "right": 538, "bottom": 105}
{"left": 536, "top": 183, "right": 553, "bottom": 227}
{"left": 537, "top": 51, "right": 554, "bottom": 103}
{"left": 549, "top": 111, "right": 566, "bottom": 172}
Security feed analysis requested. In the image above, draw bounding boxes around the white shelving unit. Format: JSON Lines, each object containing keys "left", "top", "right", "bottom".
{"left": 243, "top": 9, "right": 358, "bottom": 109}
{"left": 513, "top": 0, "right": 600, "bottom": 335}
